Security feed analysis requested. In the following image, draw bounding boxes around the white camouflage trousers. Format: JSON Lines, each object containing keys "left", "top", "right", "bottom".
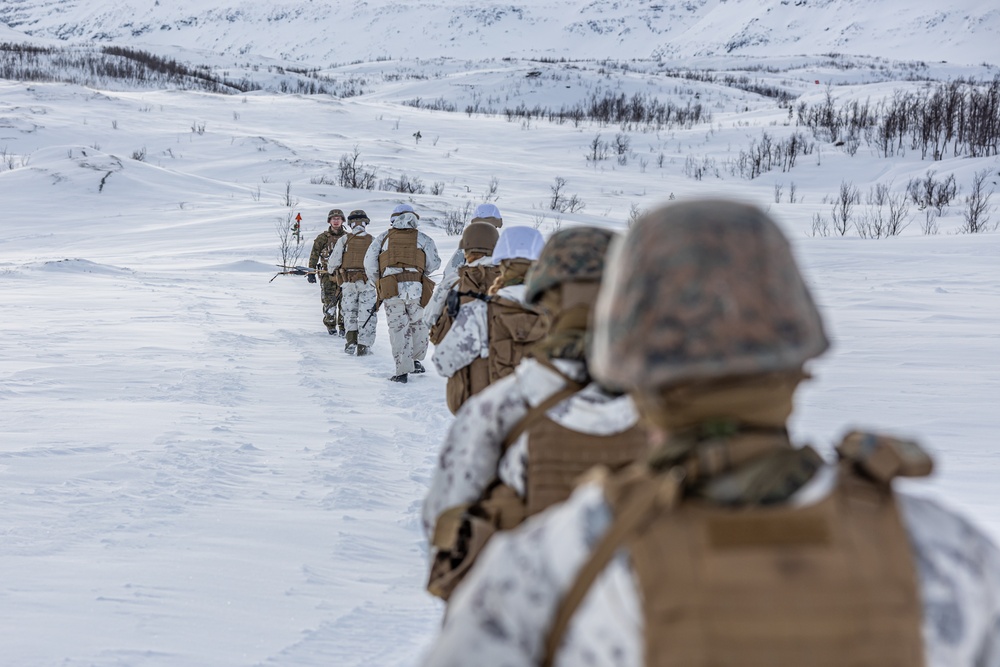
{"left": 341, "top": 280, "right": 379, "bottom": 346}
{"left": 384, "top": 297, "right": 429, "bottom": 375}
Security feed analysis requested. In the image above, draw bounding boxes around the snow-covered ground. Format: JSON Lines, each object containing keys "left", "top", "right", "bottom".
{"left": 1, "top": 43, "right": 999, "bottom": 667}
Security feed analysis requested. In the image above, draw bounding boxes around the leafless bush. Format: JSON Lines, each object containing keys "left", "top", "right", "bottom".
{"left": 379, "top": 173, "right": 425, "bottom": 194}
{"left": 483, "top": 176, "right": 499, "bottom": 202}
{"left": 921, "top": 209, "right": 941, "bottom": 235}
{"left": 283, "top": 181, "right": 297, "bottom": 208}
{"left": 276, "top": 210, "right": 305, "bottom": 268}
{"left": 130, "top": 146, "right": 146, "bottom": 161}
{"left": 811, "top": 213, "right": 830, "bottom": 237}
{"left": 548, "top": 177, "right": 585, "bottom": 213}
{"left": 906, "top": 170, "right": 958, "bottom": 213}
{"left": 444, "top": 201, "right": 474, "bottom": 236}
{"left": 586, "top": 134, "right": 610, "bottom": 163}
{"left": 960, "top": 169, "right": 995, "bottom": 233}
{"left": 614, "top": 133, "right": 631, "bottom": 166}
{"left": 431, "top": 181, "right": 446, "bottom": 196}
{"left": 831, "top": 181, "right": 860, "bottom": 235}
{"left": 774, "top": 183, "right": 783, "bottom": 203}
{"left": 337, "top": 146, "right": 377, "bottom": 190}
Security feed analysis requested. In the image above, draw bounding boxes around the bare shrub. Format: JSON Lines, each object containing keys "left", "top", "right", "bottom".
{"left": 960, "top": 169, "right": 995, "bottom": 233}
{"left": 831, "top": 181, "right": 860, "bottom": 236}
{"left": 337, "top": 146, "right": 377, "bottom": 190}
{"left": 444, "top": 201, "right": 474, "bottom": 236}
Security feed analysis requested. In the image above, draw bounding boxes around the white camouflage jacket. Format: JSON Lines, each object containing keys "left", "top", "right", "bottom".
{"left": 363, "top": 212, "right": 441, "bottom": 302}
{"left": 423, "top": 255, "right": 495, "bottom": 332}
{"left": 430, "top": 283, "right": 530, "bottom": 379}
{"left": 421, "top": 466, "right": 1000, "bottom": 667}
{"left": 421, "top": 357, "right": 640, "bottom": 541}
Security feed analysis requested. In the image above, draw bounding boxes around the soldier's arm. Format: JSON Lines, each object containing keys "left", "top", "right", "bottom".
{"left": 363, "top": 233, "right": 383, "bottom": 284}
{"left": 430, "top": 301, "right": 489, "bottom": 378}
{"left": 421, "top": 484, "right": 619, "bottom": 667}
{"left": 308, "top": 235, "right": 323, "bottom": 269}
{"left": 327, "top": 236, "right": 347, "bottom": 272}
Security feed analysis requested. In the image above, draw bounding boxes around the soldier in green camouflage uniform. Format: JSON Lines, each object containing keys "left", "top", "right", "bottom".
{"left": 308, "top": 209, "right": 348, "bottom": 335}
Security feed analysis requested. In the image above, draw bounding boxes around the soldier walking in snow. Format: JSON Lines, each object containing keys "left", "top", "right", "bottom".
{"left": 423, "top": 227, "right": 649, "bottom": 601}
{"left": 364, "top": 203, "right": 441, "bottom": 383}
{"left": 439, "top": 203, "right": 505, "bottom": 279}
{"left": 431, "top": 225, "right": 548, "bottom": 389}
{"left": 420, "top": 199, "right": 1000, "bottom": 666}
{"left": 424, "top": 221, "right": 501, "bottom": 414}
{"left": 308, "top": 208, "right": 348, "bottom": 335}
{"left": 327, "top": 209, "right": 377, "bottom": 356}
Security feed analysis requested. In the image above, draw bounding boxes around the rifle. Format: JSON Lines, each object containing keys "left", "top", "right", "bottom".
{"left": 269, "top": 265, "right": 318, "bottom": 283}
{"left": 362, "top": 299, "right": 383, "bottom": 328}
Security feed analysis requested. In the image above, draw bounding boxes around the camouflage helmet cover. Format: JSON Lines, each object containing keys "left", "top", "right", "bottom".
{"left": 459, "top": 221, "right": 500, "bottom": 254}
{"left": 347, "top": 209, "right": 370, "bottom": 225}
{"left": 590, "top": 199, "right": 829, "bottom": 392}
{"left": 327, "top": 208, "right": 346, "bottom": 220}
{"left": 524, "top": 226, "right": 616, "bottom": 304}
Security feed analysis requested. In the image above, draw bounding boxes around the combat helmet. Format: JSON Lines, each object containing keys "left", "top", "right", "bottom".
{"left": 347, "top": 209, "right": 370, "bottom": 225}
{"left": 327, "top": 208, "right": 345, "bottom": 221}
{"left": 458, "top": 221, "right": 500, "bottom": 254}
{"left": 470, "top": 203, "right": 503, "bottom": 228}
{"left": 590, "top": 199, "right": 829, "bottom": 393}
{"left": 524, "top": 226, "right": 615, "bottom": 305}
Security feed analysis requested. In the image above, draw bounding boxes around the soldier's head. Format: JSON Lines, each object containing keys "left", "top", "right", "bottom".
{"left": 459, "top": 221, "right": 500, "bottom": 263}
{"left": 590, "top": 199, "right": 829, "bottom": 431}
{"left": 390, "top": 203, "right": 419, "bottom": 229}
{"left": 327, "top": 209, "right": 345, "bottom": 230}
{"left": 347, "top": 209, "right": 370, "bottom": 232}
{"left": 525, "top": 226, "right": 615, "bottom": 325}
{"left": 488, "top": 226, "right": 545, "bottom": 294}
{"left": 471, "top": 203, "right": 503, "bottom": 229}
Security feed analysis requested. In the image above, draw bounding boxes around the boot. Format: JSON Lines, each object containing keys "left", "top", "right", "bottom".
{"left": 344, "top": 330, "right": 358, "bottom": 354}
{"left": 389, "top": 373, "right": 408, "bottom": 383}
{"left": 413, "top": 360, "right": 426, "bottom": 374}
{"left": 355, "top": 344, "right": 370, "bottom": 356}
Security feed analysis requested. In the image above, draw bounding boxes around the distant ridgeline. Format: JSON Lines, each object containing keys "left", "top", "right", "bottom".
{"left": 0, "top": 42, "right": 352, "bottom": 95}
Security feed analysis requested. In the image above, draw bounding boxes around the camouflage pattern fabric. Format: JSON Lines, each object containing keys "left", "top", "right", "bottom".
{"left": 341, "top": 280, "right": 378, "bottom": 346}
{"left": 320, "top": 273, "right": 343, "bottom": 333}
{"left": 591, "top": 199, "right": 829, "bottom": 392}
{"left": 524, "top": 227, "right": 616, "bottom": 305}
{"left": 384, "top": 297, "right": 429, "bottom": 375}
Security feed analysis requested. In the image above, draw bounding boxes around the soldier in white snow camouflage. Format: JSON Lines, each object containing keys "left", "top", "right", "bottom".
{"left": 421, "top": 200, "right": 1000, "bottom": 667}
{"left": 364, "top": 203, "right": 441, "bottom": 383}
{"left": 327, "top": 209, "right": 377, "bottom": 355}
{"left": 423, "top": 227, "right": 650, "bottom": 602}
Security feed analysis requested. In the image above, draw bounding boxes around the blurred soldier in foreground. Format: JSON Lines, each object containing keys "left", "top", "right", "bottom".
{"left": 425, "top": 221, "right": 501, "bottom": 413}
{"left": 364, "top": 203, "right": 441, "bottom": 383}
{"left": 421, "top": 200, "right": 1000, "bottom": 666}
{"left": 431, "top": 225, "right": 548, "bottom": 387}
{"left": 308, "top": 208, "right": 348, "bottom": 335}
{"left": 327, "top": 209, "right": 377, "bottom": 356}
{"left": 423, "top": 227, "right": 649, "bottom": 601}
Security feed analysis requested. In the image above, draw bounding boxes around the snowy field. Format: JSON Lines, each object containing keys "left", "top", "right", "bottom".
{"left": 1, "top": 52, "right": 1000, "bottom": 665}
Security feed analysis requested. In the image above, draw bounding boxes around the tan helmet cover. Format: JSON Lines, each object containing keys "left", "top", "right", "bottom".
{"left": 524, "top": 226, "right": 615, "bottom": 304}
{"left": 459, "top": 221, "right": 500, "bottom": 254}
{"left": 590, "top": 199, "right": 829, "bottom": 392}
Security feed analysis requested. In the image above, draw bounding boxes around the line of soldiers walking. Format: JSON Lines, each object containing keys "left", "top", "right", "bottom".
{"left": 414, "top": 199, "right": 1000, "bottom": 665}
{"left": 307, "top": 204, "right": 441, "bottom": 380}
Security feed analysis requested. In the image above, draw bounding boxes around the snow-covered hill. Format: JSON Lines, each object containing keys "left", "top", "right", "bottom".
{"left": 1, "top": 0, "right": 998, "bottom": 67}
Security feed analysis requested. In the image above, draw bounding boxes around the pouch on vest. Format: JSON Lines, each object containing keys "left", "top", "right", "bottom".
{"left": 426, "top": 484, "right": 526, "bottom": 601}
{"left": 376, "top": 274, "right": 399, "bottom": 300}
{"left": 836, "top": 430, "right": 933, "bottom": 484}
{"left": 421, "top": 274, "right": 436, "bottom": 308}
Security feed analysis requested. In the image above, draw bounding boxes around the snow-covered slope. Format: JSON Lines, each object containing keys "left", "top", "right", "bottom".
{"left": 1, "top": 0, "right": 998, "bottom": 66}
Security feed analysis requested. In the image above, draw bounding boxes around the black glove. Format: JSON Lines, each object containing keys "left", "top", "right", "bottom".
{"left": 307, "top": 273, "right": 317, "bottom": 284}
